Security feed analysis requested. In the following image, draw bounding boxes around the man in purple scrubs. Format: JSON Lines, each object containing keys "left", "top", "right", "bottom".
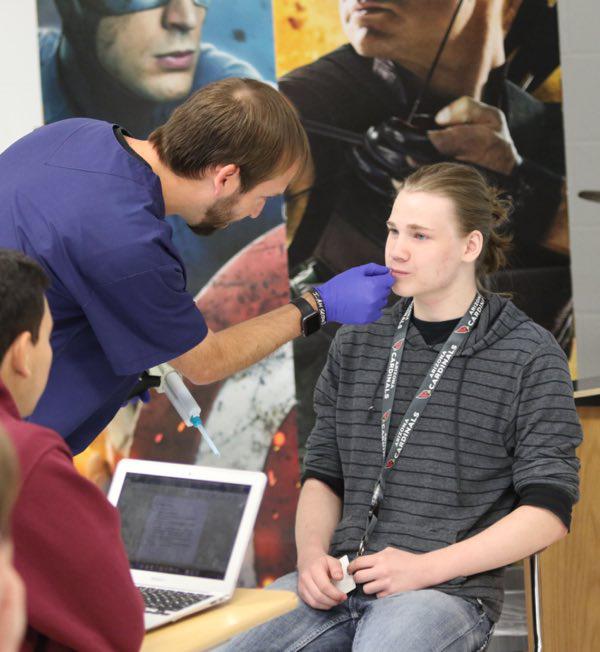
{"left": 0, "top": 78, "right": 393, "bottom": 454}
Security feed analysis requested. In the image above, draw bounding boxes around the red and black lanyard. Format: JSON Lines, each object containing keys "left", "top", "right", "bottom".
{"left": 357, "top": 293, "right": 486, "bottom": 556}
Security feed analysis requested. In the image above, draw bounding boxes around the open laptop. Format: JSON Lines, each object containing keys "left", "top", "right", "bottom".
{"left": 108, "top": 458, "right": 267, "bottom": 631}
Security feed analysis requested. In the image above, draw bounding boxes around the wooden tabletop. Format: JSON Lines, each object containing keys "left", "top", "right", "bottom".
{"left": 573, "top": 376, "right": 600, "bottom": 400}
{"left": 142, "top": 588, "right": 298, "bottom": 652}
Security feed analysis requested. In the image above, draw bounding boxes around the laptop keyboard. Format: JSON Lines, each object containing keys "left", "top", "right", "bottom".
{"left": 140, "top": 586, "right": 210, "bottom": 615}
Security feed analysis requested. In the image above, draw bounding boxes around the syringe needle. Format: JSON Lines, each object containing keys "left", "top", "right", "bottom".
{"left": 191, "top": 415, "right": 221, "bottom": 457}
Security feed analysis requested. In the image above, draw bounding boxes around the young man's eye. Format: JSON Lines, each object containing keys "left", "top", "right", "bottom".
{"left": 414, "top": 232, "right": 428, "bottom": 240}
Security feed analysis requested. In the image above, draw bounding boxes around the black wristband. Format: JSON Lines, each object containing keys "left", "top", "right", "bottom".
{"left": 310, "top": 288, "right": 327, "bottom": 326}
{"left": 290, "top": 296, "right": 322, "bottom": 337}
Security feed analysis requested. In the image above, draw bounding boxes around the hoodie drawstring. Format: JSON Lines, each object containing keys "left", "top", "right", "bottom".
{"left": 368, "top": 364, "right": 388, "bottom": 415}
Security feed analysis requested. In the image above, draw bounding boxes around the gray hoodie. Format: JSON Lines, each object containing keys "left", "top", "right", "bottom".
{"left": 304, "top": 294, "right": 581, "bottom": 621}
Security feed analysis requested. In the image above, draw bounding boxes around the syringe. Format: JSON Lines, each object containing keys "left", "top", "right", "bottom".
{"left": 148, "top": 363, "right": 220, "bottom": 457}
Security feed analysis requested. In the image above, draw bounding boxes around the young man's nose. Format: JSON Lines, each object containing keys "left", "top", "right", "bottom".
{"left": 162, "top": 0, "right": 201, "bottom": 32}
{"left": 390, "top": 239, "right": 410, "bottom": 261}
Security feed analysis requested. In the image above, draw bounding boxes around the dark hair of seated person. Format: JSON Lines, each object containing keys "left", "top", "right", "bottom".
{"left": 0, "top": 249, "right": 49, "bottom": 362}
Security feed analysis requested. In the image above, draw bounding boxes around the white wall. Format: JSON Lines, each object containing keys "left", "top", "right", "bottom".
{"left": 0, "top": 0, "right": 43, "bottom": 152}
{"left": 558, "top": 1, "right": 600, "bottom": 378}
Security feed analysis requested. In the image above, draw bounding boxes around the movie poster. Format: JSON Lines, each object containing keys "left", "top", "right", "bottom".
{"left": 36, "top": 0, "right": 299, "bottom": 585}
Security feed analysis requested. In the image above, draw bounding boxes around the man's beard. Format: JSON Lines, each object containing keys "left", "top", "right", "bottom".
{"left": 188, "top": 191, "right": 242, "bottom": 237}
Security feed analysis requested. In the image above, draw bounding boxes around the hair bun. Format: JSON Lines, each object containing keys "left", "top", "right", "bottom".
{"left": 488, "top": 187, "right": 512, "bottom": 228}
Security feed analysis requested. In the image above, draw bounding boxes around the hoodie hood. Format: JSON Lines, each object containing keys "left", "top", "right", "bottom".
{"left": 389, "top": 292, "right": 529, "bottom": 357}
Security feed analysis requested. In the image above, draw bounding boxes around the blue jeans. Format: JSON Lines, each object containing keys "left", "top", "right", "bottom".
{"left": 217, "top": 572, "right": 494, "bottom": 652}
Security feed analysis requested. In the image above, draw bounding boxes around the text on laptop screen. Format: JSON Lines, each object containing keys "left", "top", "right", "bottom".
{"left": 117, "top": 473, "right": 251, "bottom": 579}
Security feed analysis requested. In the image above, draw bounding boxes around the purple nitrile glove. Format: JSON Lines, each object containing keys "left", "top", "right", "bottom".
{"left": 121, "top": 389, "right": 151, "bottom": 408}
{"left": 316, "top": 263, "right": 394, "bottom": 324}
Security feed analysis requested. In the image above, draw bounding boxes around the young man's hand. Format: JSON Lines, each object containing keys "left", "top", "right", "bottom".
{"left": 348, "top": 547, "right": 432, "bottom": 599}
{"left": 297, "top": 553, "right": 347, "bottom": 610}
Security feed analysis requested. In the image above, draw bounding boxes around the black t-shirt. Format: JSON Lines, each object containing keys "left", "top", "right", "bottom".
{"left": 412, "top": 314, "right": 459, "bottom": 346}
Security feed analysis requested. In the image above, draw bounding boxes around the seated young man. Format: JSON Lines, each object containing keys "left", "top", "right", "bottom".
{"left": 220, "top": 163, "right": 581, "bottom": 651}
{"left": 0, "top": 249, "right": 144, "bottom": 651}
{"left": 0, "top": 428, "right": 25, "bottom": 652}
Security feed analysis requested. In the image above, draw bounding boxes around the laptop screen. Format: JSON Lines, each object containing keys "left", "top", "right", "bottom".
{"left": 117, "top": 472, "right": 251, "bottom": 579}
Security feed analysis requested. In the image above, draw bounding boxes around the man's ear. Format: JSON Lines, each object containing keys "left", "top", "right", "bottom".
{"left": 212, "top": 164, "right": 241, "bottom": 198}
{"left": 8, "top": 332, "right": 33, "bottom": 379}
{"left": 464, "top": 230, "right": 483, "bottom": 262}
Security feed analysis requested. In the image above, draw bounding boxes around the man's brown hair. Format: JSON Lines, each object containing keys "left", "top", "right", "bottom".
{"left": 0, "top": 428, "right": 19, "bottom": 539}
{"left": 149, "top": 78, "right": 309, "bottom": 192}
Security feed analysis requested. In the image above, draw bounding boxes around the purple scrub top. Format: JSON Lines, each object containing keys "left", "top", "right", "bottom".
{"left": 0, "top": 119, "right": 207, "bottom": 453}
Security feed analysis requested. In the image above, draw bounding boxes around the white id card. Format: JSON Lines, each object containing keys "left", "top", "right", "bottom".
{"left": 333, "top": 554, "right": 356, "bottom": 593}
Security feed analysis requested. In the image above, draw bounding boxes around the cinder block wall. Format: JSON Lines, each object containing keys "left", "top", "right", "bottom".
{"left": 0, "top": 0, "right": 42, "bottom": 152}
{"left": 558, "top": 1, "right": 600, "bottom": 378}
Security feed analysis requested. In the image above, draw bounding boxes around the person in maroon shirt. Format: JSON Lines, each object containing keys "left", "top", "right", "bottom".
{"left": 0, "top": 428, "right": 25, "bottom": 652}
{"left": 0, "top": 249, "right": 144, "bottom": 651}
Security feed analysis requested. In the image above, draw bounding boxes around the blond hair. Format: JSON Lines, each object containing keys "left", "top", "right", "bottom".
{"left": 398, "top": 162, "right": 512, "bottom": 292}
